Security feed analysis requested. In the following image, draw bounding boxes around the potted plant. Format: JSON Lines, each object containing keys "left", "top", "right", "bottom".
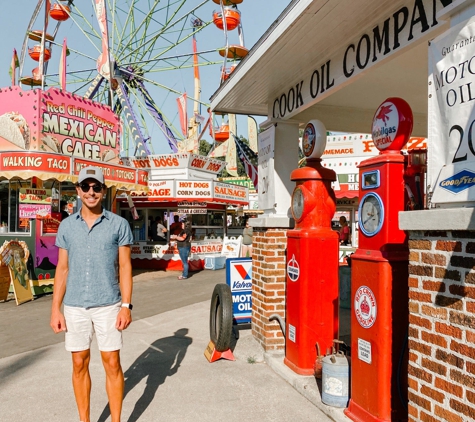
{"left": 0, "top": 222, "right": 7, "bottom": 233}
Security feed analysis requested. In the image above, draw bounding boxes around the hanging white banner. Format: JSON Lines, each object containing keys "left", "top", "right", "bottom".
{"left": 258, "top": 125, "right": 275, "bottom": 210}
{"left": 429, "top": 17, "right": 475, "bottom": 206}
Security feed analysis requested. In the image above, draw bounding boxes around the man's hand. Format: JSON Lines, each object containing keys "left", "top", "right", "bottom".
{"left": 116, "top": 308, "right": 132, "bottom": 331}
{"left": 50, "top": 310, "right": 67, "bottom": 333}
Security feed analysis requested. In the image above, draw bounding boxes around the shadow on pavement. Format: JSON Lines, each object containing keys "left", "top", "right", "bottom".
{"left": 0, "top": 348, "right": 49, "bottom": 383}
{"left": 97, "top": 328, "right": 192, "bottom": 422}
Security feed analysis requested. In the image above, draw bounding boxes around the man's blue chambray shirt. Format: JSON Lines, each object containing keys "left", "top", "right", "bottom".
{"left": 55, "top": 208, "right": 133, "bottom": 309}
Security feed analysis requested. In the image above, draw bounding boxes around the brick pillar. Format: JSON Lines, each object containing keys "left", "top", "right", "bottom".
{"left": 251, "top": 227, "right": 287, "bottom": 351}
{"left": 407, "top": 230, "right": 475, "bottom": 421}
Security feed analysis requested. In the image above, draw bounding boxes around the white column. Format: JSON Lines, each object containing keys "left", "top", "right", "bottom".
{"left": 255, "top": 121, "right": 299, "bottom": 228}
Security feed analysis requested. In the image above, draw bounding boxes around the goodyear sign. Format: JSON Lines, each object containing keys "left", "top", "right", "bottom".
{"left": 226, "top": 258, "right": 252, "bottom": 324}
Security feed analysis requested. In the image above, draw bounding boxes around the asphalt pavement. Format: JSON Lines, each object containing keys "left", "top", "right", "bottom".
{"left": 0, "top": 268, "right": 350, "bottom": 422}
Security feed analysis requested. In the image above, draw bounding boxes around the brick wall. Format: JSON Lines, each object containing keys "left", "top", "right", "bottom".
{"left": 407, "top": 230, "right": 475, "bottom": 421}
{"left": 251, "top": 228, "right": 287, "bottom": 351}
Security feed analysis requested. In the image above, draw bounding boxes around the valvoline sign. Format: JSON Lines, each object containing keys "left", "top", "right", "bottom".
{"left": 226, "top": 258, "right": 252, "bottom": 324}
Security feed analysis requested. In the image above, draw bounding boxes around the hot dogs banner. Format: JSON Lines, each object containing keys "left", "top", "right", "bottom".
{"left": 0, "top": 86, "right": 147, "bottom": 189}
{"left": 130, "top": 236, "right": 241, "bottom": 261}
{"left": 429, "top": 17, "right": 475, "bottom": 205}
{"left": 128, "top": 179, "right": 249, "bottom": 205}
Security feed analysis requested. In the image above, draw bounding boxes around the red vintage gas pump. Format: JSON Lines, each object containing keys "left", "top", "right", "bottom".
{"left": 345, "top": 98, "right": 413, "bottom": 422}
{"left": 285, "top": 120, "right": 339, "bottom": 375}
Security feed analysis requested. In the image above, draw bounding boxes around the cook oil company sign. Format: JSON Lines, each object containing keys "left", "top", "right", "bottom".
{"left": 271, "top": 0, "right": 453, "bottom": 120}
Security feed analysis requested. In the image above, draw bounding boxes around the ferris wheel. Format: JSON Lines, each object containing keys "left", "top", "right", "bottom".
{"left": 18, "top": 0, "right": 223, "bottom": 157}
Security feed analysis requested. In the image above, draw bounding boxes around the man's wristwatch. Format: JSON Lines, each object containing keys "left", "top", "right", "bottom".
{"left": 121, "top": 303, "right": 133, "bottom": 310}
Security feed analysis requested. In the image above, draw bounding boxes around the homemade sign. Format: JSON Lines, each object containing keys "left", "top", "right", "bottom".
{"left": 221, "top": 236, "right": 242, "bottom": 258}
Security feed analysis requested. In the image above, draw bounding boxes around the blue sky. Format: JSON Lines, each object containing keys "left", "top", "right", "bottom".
{"left": 0, "top": 0, "right": 290, "bottom": 154}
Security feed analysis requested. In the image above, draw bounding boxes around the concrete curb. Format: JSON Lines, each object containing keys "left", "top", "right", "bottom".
{"left": 265, "top": 352, "right": 350, "bottom": 422}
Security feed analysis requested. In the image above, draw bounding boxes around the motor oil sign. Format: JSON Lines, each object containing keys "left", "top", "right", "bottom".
{"left": 226, "top": 257, "right": 252, "bottom": 324}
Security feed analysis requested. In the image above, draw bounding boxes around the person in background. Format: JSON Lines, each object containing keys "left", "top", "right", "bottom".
{"left": 50, "top": 166, "right": 134, "bottom": 422}
{"left": 169, "top": 215, "right": 182, "bottom": 236}
{"left": 60, "top": 200, "right": 69, "bottom": 220}
{"left": 147, "top": 216, "right": 154, "bottom": 241}
{"left": 241, "top": 219, "right": 253, "bottom": 258}
{"left": 155, "top": 216, "right": 167, "bottom": 244}
{"left": 171, "top": 220, "right": 192, "bottom": 280}
{"left": 150, "top": 216, "right": 158, "bottom": 241}
{"left": 339, "top": 216, "right": 350, "bottom": 246}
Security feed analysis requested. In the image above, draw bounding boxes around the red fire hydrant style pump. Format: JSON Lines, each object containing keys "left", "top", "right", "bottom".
{"left": 345, "top": 98, "right": 413, "bottom": 422}
{"left": 285, "top": 120, "right": 339, "bottom": 375}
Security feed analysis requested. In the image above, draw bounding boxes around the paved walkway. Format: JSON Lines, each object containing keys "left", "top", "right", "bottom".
{"left": 0, "top": 268, "right": 350, "bottom": 421}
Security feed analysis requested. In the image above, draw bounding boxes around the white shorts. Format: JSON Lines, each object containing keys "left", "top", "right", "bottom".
{"left": 64, "top": 303, "right": 122, "bottom": 352}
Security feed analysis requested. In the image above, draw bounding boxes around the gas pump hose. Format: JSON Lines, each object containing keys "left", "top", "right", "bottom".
{"left": 397, "top": 326, "right": 409, "bottom": 412}
{"left": 269, "top": 314, "right": 285, "bottom": 337}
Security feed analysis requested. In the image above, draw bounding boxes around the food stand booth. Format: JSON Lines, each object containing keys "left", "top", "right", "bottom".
{"left": 118, "top": 154, "right": 249, "bottom": 271}
{"left": 0, "top": 86, "right": 147, "bottom": 296}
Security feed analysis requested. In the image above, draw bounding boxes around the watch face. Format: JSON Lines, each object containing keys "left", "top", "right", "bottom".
{"left": 291, "top": 187, "right": 305, "bottom": 220}
{"left": 359, "top": 192, "right": 384, "bottom": 236}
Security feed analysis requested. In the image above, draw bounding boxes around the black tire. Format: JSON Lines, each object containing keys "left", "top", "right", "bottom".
{"left": 209, "top": 283, "right": 234, "bottom": 352}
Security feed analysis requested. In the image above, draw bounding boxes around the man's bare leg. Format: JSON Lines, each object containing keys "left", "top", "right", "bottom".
{"left": 101, "top": 350, "right": 124, "bottom": 422}
{"left": 71, "top": 350, "right": 91, "bottom": 422}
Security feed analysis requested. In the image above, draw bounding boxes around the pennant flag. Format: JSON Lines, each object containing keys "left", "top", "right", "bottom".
{"left": 176, "top": 93, "right": 188, "bottom": 136}
{"left": 59, "top": 38, "right": 67, "bottom": 90}
{"left": 233, "top": 134, "right": 259, "bottom": 191}
{"left": 9, "top": 49, "right": 19, "bottom": 86}
{"left": 194, "top": 112, "right": 205, "bottom": 124}
{"left": 248, "top": 116, "right": 258, "bottom": 153}
{"left": 226, "top": 138, "right": 238, "bottom": 176}
{"left": 95, "top": 0, "right": 112, "bottom": 80}
{"left": 208, "top": 139, "right": 229, "bottom": 158}
{"left": 193, "top": 36, "right": 200, "bottom": 81}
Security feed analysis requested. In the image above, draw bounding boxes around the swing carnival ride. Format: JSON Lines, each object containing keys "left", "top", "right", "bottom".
{"left": 17, "top": 0, "right": 227, "bottom": 158}
{"left": 207, "top": 0, "right": 254, "bottom": 177}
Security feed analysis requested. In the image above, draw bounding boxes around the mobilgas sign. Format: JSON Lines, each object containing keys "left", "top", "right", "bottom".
{"left": 271, "top": 0, "right": 452, "bottom": 120}
{"left": 226, "top": 258, "right": 252, "bottom": 324}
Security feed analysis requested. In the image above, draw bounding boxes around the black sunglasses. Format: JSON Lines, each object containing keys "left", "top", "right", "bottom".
{"left": 77, "top": 182, "right": 104, "bottom": 193}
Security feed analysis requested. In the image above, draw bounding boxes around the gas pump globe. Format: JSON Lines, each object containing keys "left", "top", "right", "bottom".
{"left": 345, "top": 98, "right": 413, "bottom": 422}
{"left": 285, "top": 120, "right": 339, "bottom": 375}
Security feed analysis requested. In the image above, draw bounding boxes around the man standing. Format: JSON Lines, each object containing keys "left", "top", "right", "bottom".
{"left": 171, "top": 220, "right": 192, "bottom": 280}
{"left": 50, "top": 166, "right": 134, "bottom": 422}
{"left": 169, "top": 214, "right": 182, "bottom": 236}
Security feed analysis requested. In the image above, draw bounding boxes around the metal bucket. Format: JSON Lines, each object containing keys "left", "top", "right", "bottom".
{"left": 321, "top": 351, "right": 350, "bottom": 408}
